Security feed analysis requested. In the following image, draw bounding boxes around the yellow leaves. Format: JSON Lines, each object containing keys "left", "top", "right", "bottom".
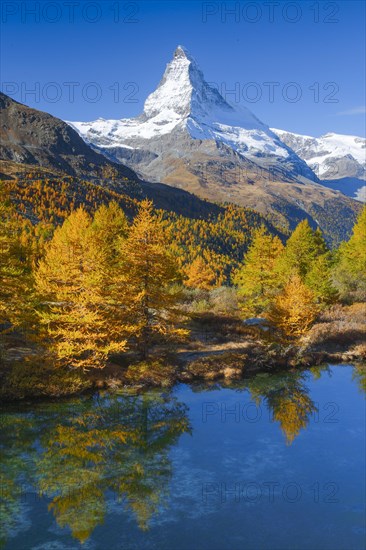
{"left": 34, "top": 203, "right": 132, "bottom": 369}
{"left": 334, "top": 205, "right": 366, "bottom": 300}
{"left": 0, "top": 188, "right": 35, "bottom": 332}
{"left": 273, "top": 395, "right": 315, "bottom": 445}
{"left": 163, "top": 205, "right": 272, "bottom": 285}
{"left": 184, "top": 256, "right": 217, "bottom": 290}
{"left": 1, "top": 389, "right": 192, "bottom": 546}
{"left": 277, "top": 219, "right": 328, "bottom": 281}
{"left": 132, "top": 462, "right": 145, "bottom": 477}
{"left": 276, "top": 404, "right": 305, "bottom": 444}
{"left": 35, "top": 395, "right": 188, "bottom": 540}
{"left": 266, "top": 274, "right": 320, "bottom": 339}
{"left": 233, "top": 225, "right": 284, "bottom": 316}
{"left": 2, "top": 176, "right": 137, "bottom": 228}
{"left": 47, "top": 486, "right": 105, "bottom": 544}
{"left": 33, "top": 197, "right": 187, "bottom": 367}
{"left": 120, "top": 200, "right": 185, "bottom": 356}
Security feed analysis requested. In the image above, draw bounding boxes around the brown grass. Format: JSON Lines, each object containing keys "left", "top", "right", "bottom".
{"left": 183, "top": 351, "right": 248, "bottom": 381}
{"left": 303, "top": 303, "right": 366, "bottom": 353}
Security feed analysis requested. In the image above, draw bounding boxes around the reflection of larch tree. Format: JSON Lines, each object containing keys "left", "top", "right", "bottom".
{"left": 36, "top": 392, "right": 190, "bottom": 542}
{"left": 0, "top": 393, "right": 190, "bottom": 547}
{"left": 247, "top": 372, "right": 318, "bottom": 445}
{"left": 0, "top": 411, "right": 47, "bottom": 547}
{"left": 110, "top": 393, "right": 191, "bottom": 531}
{"left": 268, "top": 388, "right": 317, "bottom": 445}
{"left": 352, "top": 364, "right": 366, "bottom": 394}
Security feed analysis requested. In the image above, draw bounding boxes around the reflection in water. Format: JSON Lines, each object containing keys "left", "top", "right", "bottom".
{"left": 192, "top": 369, "right": 320, "bottom": 445}
{"left": 352, "top": 363, "right": 366, "bottom": 392}
{"left": 0, "top": 366, "right": 364, "bottom": 546}
{"left": 0, "top": 414, "right": 42, "bottom": 547}
{"left": 1, "top": 392, "right": 191, "bottom": 545}
{"left": 246, "top": 371, "right": 318, "bottom": 445}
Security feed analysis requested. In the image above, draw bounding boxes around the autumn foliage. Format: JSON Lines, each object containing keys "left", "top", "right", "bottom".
{"left": 35, "top": 205, "right": 129, "bottom": 369}
{"left": 266, "top": 274, "right": 320, "bottom": 339}
{"left": 184, "top": 256, "right": 217, "bottom": 290}
{"left": 1, "top": 177, "right": 365, "bottom": 376}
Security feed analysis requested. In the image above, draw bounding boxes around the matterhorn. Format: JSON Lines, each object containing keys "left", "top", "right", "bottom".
{"left": 69, "top": 46, "right": 360, "bottom": 235}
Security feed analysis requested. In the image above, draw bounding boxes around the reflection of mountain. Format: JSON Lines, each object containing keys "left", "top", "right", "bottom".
{"left": 0, "top": 392, "right": 190, "bottom": 545}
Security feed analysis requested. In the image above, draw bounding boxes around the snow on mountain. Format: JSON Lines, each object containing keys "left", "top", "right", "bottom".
{"left": 66, "top": 46, "right": 362, "bottom": 243}
{"left": 271, "top": 129, "right": 365, "bottom": 176}
{"left": 69, "top": 46, "right": 309, "bottom": 170}
{"left": 69, "top": 47, "right": 365, "bottom": 198}
{"left": 271, "top": 128, "right": 366, "bottom": 201}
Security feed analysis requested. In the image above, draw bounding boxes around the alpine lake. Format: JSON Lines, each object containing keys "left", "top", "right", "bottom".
{"left": 1, "top": 364, "right": 365, "bottom": 550}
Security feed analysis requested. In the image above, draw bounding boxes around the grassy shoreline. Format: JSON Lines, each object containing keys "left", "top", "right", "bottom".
{"left": 1, "top": 304, "right": 364, "bottom": 401}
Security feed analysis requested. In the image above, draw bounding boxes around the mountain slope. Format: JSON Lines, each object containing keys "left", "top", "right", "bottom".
{"left": 0, "top": 92, "right": 137, "bottom": 181}
{"left": 271, "top": 128, "right": 366, "bottom": 201}
{"left": 0, "top": 92, "right": 241, "bottom": 222}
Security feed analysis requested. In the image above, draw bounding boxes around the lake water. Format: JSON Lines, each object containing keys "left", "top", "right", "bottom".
{"left": 1, "top": 364, "right": 365, "bottom": 550}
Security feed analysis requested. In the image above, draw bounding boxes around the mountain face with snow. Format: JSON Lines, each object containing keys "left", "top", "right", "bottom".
{"left": 70, "top": 46, "right": 315, "bottom": 182}
{"left": 271, "top": 129, "right": 366, "bottom": 201}
{"left": 68, "top": 46, "right": 361, "bottom": 242}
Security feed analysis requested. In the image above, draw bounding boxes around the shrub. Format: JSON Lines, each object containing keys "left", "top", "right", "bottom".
{"left": 210, "top": 286, "right": 239, "bottom": 315}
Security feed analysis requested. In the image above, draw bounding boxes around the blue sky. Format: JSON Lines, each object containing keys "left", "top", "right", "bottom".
{"left": 1, "top": 0, "right": 365, "bottom": 136}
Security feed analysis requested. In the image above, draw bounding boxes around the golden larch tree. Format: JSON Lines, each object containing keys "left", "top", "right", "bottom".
{"left": 233, "top": 226, "right": 284, "bottom": 316}
{"left": 120, "top": 200, "right": 186, "bottom": 358}
{"left": 36, "top": 206, "right": 128, "bottom": 369}
{"left": 277, "top": 219, "right": 328, "bottom": 281}
{"left": 184, "top": 256, "right": 217, "bottom": 290}
{"left": 266, "top": 273, "right": 319, "bottom": 339}
{"left": 0, "top": 188, "right": 34, "bottom": 335}
{"left": 333, "top": 206, "right": 366, "bottom": 300}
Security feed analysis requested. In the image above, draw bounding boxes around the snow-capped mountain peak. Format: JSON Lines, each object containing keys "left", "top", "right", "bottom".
{"left": 68, "top": 46, "right": 316, "bottom": 178}
{"left": 65, "top": 46, "right": 363, "bottom": 237}
{"left": 143, "top": 45, "right": 270, "bottom": 134}
{"left": 173, "top": 44, "right": 191, "bottom": 59}
{"left": 143, "top": 45, "right": 200, "bottom": 119}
